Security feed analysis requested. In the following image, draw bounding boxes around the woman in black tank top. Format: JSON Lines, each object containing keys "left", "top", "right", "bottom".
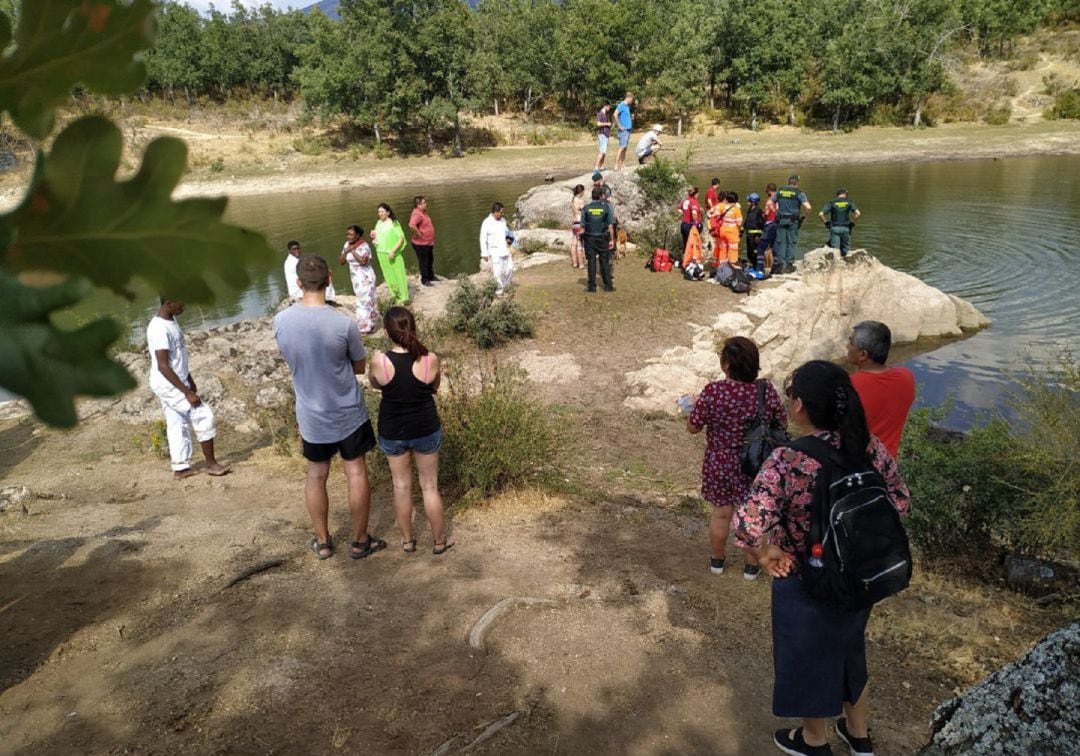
{"left": 369, "top": 307, "right": 451, "bottom": 555}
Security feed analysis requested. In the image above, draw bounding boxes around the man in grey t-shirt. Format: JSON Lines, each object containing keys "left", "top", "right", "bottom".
{"left": 273, "top": 254, "right": 386, "bottom": 561}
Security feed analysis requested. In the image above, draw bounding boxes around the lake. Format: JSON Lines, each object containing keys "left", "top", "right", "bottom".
{"left": 61, "top": 155, "right": 1080, "bottom": 426}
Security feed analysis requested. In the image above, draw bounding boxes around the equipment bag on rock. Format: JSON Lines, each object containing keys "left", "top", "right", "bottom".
{"left": 647, "top": 248, "right": 673, "bottom": 272}
{"left": 790, "top": 436, "right": 912, "bottom": 609}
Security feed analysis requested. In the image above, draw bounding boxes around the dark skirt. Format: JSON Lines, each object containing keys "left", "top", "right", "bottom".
{"left": 771, "top": 575, "right": 870, "bottom": 718}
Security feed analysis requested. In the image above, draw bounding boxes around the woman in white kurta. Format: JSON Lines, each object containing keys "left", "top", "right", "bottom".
{"left": 339, "top": 224, "right": 378, "bottom": 334}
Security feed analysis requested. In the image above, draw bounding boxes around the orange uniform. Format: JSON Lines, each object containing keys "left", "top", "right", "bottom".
{"left": 711, "top": 202, "right": 743, "bottom": 265}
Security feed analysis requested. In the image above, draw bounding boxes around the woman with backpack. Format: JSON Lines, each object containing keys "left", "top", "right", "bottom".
{"left": 686, "top": 337, "right": 786, "bottom": 580}
{"left": 369, "top": 307, "right": 451, "bottom": 555}
{"left": 733, "top": 360, "right": 911, "bottom": 756}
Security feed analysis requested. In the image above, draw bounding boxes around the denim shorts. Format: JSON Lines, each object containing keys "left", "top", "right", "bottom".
{"left": 598, "top": 134, "right": 609, "bottom": 153}
{"left": 617, "top": 129, "right": 630, "bottom": 148}
{"left": 378, "top": 428, "right": 442, "bottom": 457}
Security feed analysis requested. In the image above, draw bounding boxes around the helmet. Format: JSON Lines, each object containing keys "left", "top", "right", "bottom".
{"left": 747, "top": 192, "right": 760, "bottom": 202}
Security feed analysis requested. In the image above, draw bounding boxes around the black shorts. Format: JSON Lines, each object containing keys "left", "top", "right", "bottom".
{"left": 301, "top": 421, "right": 376, "bottom": 463}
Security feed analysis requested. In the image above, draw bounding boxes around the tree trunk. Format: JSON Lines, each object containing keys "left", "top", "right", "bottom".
{"left": 832, "top": 106, "right": 841, "bottom": 132}
{"left": 709, "top": 72, "right": 716, "bottom": 109}
{"left": 788, "top": 101, "right": 796, "bottom": 126}
{"left": 373, "top": 123, "right": 381, "bottom": 145}
{"left": 913, "top": 96, "right": 924, "bottom": 127}
{"left": 494, "top": 97, "right": 499, "bottom": 116}
{"left": 751, "top": 105, "right": 758, "bottom": 131}
{"left": 425, "top": 127, "right": 434, "bottom": 153}
{"left": 523, "top": 87, "right": 532, "bottom": 121}
{"left": 677, "top": 115, "right": 683, "bottom": 136}
{"left": 453, "top": 112, "right": 463, "bottom": 158}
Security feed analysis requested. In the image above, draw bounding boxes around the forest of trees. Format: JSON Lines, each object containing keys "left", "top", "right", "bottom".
{"left": 136, "top": 0, "right": 1078, "bottom": 146}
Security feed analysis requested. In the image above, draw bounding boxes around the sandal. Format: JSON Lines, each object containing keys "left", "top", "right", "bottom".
{"left": 402, "top": 538, "right": 417, "bottom": 553}
{"left": 310, "top": 536, "right": 333, "bottom": 560}
{"left": 432, "top": 540, "right": 455, "bottom": 556}
{"left": 349, "top": 534, "right": 387, "bottom": 560}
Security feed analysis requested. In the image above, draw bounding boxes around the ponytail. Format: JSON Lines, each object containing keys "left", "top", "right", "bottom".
{"left": 787, "top": 360, "right": 870, "bottom": 461}
{"left": 383, "top": 306, "right": 429, "bottom": 362}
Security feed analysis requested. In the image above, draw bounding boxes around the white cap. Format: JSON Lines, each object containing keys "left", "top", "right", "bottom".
{"left": 652, "top": 124, "right": 664, "bottom": 132}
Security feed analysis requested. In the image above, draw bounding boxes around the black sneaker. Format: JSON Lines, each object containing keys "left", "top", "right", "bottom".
{"left": 603, "top": 286, "right": 616, "bottom": 292}
{"left": 586, "top": 286, "right": 597, "bottom": 292}
{"left": 743, "top": 564, "right": 762, "bottom": 581}
{"left": 835, "top": 718, "right": 874, "bottom": 756}
{"left": 783, "top": 262, "right": 797, "bottom": 274}
{"left": 709, "top": 557, "right": 725, "bottom": 575}
{"left": 774, "top": 728, "right": 833, "bottom": 756}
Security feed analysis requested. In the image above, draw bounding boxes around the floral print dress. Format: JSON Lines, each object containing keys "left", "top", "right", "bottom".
{"left": 689, "top": 379, "right": 787, "bottom": 507}
{"left": 733, "top": 431, "right": 911, "bottom": 568}
{"left": 342, "top": 240, "right": 378, "bottom": 334}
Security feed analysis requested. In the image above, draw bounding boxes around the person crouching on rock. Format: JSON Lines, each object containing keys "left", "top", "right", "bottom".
{"left": 368, "top": 307, "right": 452, "bottom": 555}
{"left": 733, "top": 360, "right": 911, "bottom": 756}
{"left": 146, "top": 297, "right": 231, "bottom": 480}
{"left": 686, "top": 337, "right": 784, "bottom": 578}
{"left": 479, "top": 202, "right": 514, "bottom": 296}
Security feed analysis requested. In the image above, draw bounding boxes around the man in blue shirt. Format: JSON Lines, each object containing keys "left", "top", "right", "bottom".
{"left": 613, "top": 93, "right": 634, "bottom": 170}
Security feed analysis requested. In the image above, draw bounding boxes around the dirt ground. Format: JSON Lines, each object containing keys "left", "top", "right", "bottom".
{"left": 0, "top": 255, "right": 1071, "bottom": 755}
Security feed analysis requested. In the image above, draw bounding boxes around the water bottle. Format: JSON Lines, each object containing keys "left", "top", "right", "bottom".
{"left": 808, "top": 543, "right": 825, "bottom": 568}
{"left": 676, "top": 394, "right": 695, "bottom": 415}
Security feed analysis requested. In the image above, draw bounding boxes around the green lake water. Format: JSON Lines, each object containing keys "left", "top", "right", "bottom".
{"left": 60, "top": 154, "right": 1080, "bottom": 426}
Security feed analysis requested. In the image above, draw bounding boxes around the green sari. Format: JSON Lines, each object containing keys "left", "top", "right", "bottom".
{"left": 374, "top": 218, "right": 409, "bottom": 303}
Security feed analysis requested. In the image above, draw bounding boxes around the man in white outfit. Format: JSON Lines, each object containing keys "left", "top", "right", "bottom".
{"left": 147, "top": 298, "right": 230, "bottom": 480}
{"left": 479, "top": 202, "right": 513, "bottom": 295}
{"left": 284, "top": 240, "right": 335, "bottom": 301}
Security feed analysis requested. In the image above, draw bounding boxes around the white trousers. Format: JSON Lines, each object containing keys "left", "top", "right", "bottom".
{"left": 154, "top": 385, "right": 216, "bottom": 471}
{"left": 491, "top": 255, "right": 514, "bottom": 294}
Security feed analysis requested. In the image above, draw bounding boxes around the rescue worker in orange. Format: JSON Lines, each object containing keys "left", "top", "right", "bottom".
{"left": 710, "top": 191, "right": 743, "bottom": 266}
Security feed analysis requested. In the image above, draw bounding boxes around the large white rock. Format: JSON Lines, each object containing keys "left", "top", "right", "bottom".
{"left": 514, "top": 168, "right": 661, "bottom": 234}
{"left": 624, "top": 248, "right": 990, "bottom": 414}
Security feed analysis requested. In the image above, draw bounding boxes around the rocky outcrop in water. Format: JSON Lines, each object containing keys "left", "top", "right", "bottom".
{"left": 514, "top": 168, "right": 661, "bottom": 234}
{"left": 624, "top": 248, "right": 990, "bottom": 413}
{"left": 919, "top": 621, "right": 1080, "bottom": 755}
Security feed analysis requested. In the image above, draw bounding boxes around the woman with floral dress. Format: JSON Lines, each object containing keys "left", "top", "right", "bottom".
{"left": 687, "top": 336, "right": 786, "bottom": 579}
{"left": 339, "top": 224, "right": 378, "bottom": 334}
{"left": 733, "top": 360, "right": 911, "bottom": 756}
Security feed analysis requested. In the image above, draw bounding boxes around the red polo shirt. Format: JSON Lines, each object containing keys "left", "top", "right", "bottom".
{"left": 851, "top": 367, "right": 916, "bottom": 459}
{"left": 409, "top": 208, "right": 435, "bottom": 246}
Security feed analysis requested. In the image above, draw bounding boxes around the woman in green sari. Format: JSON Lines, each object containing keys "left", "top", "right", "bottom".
{"left": 372, "top": 203, "right": 410, "bottom": 304}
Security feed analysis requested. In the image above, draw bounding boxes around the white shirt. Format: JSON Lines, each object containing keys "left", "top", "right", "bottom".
{"left": 479, "top": 215, "right": 511, "bottom": 259}
{"left": 146, "top": 316, "right": 188, "bottom": 391}
{"left": 284, "top": 254, "right": 301, "bottom": 299}
{"left": 636, "top": 131, "right": 660, "bottom": 156}
{"left": 284, "top": 253, "right": 336, "bottom": 300}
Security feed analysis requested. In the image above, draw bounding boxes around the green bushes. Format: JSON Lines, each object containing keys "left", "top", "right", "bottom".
{"left": 445, "top": 276, "right": 534, "bottom": 348}
{"left": 1045, "top": 88, "right": 1080, "bottom": 120}
{"left": 636, "top": 153, "right": 688, "bottom": 204}
{"left": 900, "top": 355, "right": 1080, "bottom": 563}
{"left": 438, "top": 367, "right": 559, "bottom": 501}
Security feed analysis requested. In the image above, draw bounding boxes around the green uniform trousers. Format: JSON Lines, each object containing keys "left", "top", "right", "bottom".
{"left": 775, "top": 219, "right": 800, "bottom": 265}
{"left": 828, "top": 225, "right": 852, "bottom": 256}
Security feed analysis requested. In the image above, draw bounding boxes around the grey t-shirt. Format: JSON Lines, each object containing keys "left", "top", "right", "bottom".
{"left": 273, "top": 304, "right": 369, "bottom": 444}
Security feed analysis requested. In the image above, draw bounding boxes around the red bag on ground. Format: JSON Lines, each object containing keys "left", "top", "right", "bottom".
{"left": 651, "top": 248, "right": 673, "bottom": 272}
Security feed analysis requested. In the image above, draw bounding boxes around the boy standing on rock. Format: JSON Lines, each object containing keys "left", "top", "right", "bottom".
{"left": 273, "top": 254, "right": 385, "bottom": 561}
{"left": 147, "top": 298, "right": 231, "bottom": 480}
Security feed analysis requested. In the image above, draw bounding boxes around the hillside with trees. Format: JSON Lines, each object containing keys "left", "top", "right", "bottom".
{"left": 131, "top": 0, "right": 1080, "bottom": 152}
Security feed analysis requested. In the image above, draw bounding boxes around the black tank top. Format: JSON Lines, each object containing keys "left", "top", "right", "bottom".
{"left": 377, "top": 351, "right": 440, "bottom": 440}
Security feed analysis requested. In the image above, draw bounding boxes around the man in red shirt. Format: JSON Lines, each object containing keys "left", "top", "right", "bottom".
{"left": 847, "top": 320, "right": 916, "bottom": 459}
{"left": 408, "top": 195, "right": 437, "bottom": 286}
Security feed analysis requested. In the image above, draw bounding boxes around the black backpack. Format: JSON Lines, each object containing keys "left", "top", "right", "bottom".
{"left": 789, "top": 436, "right": 912, "bottom": 610}
{"left": 740, "top": 379, "right": 790, "bottom": 477}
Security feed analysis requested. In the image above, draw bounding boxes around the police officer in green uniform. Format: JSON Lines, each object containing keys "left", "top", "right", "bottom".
{"left": 774, "top": 174, "right": 812, "bottom": 274}
{"left": 580, "top": 186, "right": 617, "bottom": 292}
{"left": 819, "top": 188, "right": 861, "bottom": 257}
